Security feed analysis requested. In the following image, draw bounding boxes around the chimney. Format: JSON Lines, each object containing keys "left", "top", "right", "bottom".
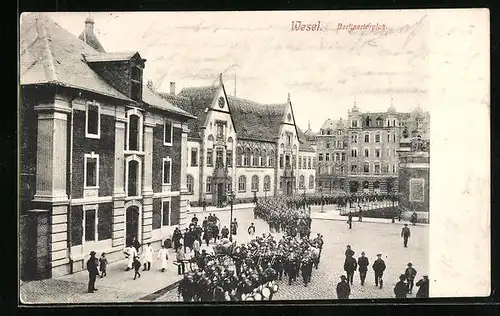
{"left": 170, "top": 82, "right": 176, "bottom": 95}
{"left": 83, "top": 17, "right": 95, "bottom": 42}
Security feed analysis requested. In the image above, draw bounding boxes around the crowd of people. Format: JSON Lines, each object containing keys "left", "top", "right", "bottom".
{"left": 176, "top": 233, "right": 324, "bottom": 301}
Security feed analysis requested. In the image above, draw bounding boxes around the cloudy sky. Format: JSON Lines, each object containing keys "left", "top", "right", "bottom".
{"left": 47, "top": 10, "right": 477, "bottom": 131}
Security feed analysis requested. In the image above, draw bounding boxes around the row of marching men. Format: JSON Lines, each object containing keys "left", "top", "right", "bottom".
{"left": 177, "top": 233, "right": 324, "bottom": 301}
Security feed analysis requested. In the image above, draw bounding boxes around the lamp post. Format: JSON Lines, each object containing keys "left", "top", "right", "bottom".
{"left": 228, "top": 191, "right": 235, "bottom": 242}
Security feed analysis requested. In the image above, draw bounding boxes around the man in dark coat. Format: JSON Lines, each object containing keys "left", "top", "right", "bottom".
{"left": 86, "top": 251, "right": 99, "bottom": 293}
{"left": 272, "top": 256, "right": 285, "bottom": 281}
{"left": 394, "top": 274, "right": 409, "bottom": 298}
{"left": 231, "top": 218, "right": 238, "bottom": 235}
{"left": 405, "top": 262, "right": 418, "bottom": 293}
{"left": 203, "top": 226, "right": 212, "bottom": 246}
{"left": 372, "top": 253, "right": 386, "bottom": 289}
{"left": 415, "top": 275, "right": 429, "bottom": 298}
{"left": 285, "top": 256, "right": 298, "bottom": 285}
{"left": 336, "top": 275, "right": 351, "bottom": 299}
{"left": 344, "top": 255, "right": 358, "bottom": 285}
{"left": 221, "top": 226, "right": 229, "bottom": 239}
{"left": 183, "top": 228, "right": 192, "bottom": 252}
{"left": 172, "top": 227, "right": 183, "bottom": 251}
{"left": 401, "top": 224, "right": 411, "bottom": 248}
{"left": 202, "top": 217, "right": 208, "bottom": 229}
{"left": 347, "top": 212, "right": 353, "bottom": 229}
{"left": 357, "top": 251, "right": 369, "bottom": 286}
{"left": 358, "top": 206, "right": 363, "bottom": 222}
{"left": 300, "top": 259, "right": 314, "bottom": 287}
{"left": 178, "top": 274, "right": 194, "bottom": 302}
{"left": 345, "top": 245, "right": 355, "bottom": 258}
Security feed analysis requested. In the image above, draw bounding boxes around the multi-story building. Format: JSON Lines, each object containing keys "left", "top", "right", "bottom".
{"left": 315, "top": 118, "right": 349, "bottom": 192}
{"left": 19, "top": 14, "right": 195, "bottom": 280}
{"left": 160, "top": 87, "right": 317, "bottom": 206}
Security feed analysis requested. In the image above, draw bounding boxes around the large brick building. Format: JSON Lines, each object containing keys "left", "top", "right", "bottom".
{"left": 19, "top": 14, "right": 195, "bottom": 280}
{"left": 160, "top": 86, "right": 317, "bottom": 206}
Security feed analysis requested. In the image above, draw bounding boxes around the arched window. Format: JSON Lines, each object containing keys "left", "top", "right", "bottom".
{"left": 207, "top": 135, "right": 214, "bottom": 142}
{"left": 327, "top": 130, "right": 331, "bottom": 135}
{"left": 127, "top": 109, "right": 143, "bottom": 151}
{"left": 238, "top": 175, "right": 246, "bottom": 192}
{"left": 236, "top": 147, "right": 243, "bottom": 166}
{"left": 374, "top": 162, "right": 381, "bottom": 174}
{"left": 363, "top": 162, "right": 370, "bottom": 173}
{"left": 261, "top": 149, "right": 267, "bottom": 167}
{"left": 253, "top": 148, "right": 260, "bottom": 166}
{"left": 186, "top": 174, "right": 194, "bottom": 193}
{"left": 244, "top": 148, "right": 251, "bottom": 166}
{"left": 375, "top": 133, "right": 381, "bottom": 143}
{"left": 126, "top": 157, "right": 141, "bottom": 197}
{"left": 299, "top": 175, "right": 305, "bottom": 189}
{"left": 352, "top": 133, "right": 358, "bottom": 144}
{"left": 251, "top": 175, "right": 259, "bottom": 191}
{"left": 364, "top": 133, "right": 370, "bottom": 143}
{"left": 269, "top": 150, "right": 275, "bottom": 167}
{"left": 309, "top": 175, "right": 314, "bottom": 189}
{"left": 264, "top": 175, "right": 271, "bottom": 191}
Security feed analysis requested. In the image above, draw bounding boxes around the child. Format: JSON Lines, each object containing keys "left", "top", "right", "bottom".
{"left": 99, "top": 253, "right": 108, "bottom": 278}
{"left": 133, "top": 256, "right": 141, "bottom": 280}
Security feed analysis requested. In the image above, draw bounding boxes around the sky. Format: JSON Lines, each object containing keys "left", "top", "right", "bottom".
{"left": 47, "top": 11, "right": 435, "bottom": 132}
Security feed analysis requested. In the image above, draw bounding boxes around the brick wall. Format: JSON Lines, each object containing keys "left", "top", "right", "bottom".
{"left": 152, "top": 123, "right": 182, "bottom": 192}
{"left": 72, "top": 109, "right": 115, "bottom": 198}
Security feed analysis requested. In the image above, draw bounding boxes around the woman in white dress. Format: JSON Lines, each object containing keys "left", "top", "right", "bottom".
{"left": 158, "top": 244, "right": 169, "bottom": 272}
{"left": 142, "top": 243, "right": 154, "bottom": 271}
{"left": 125, "top": 245, "right": 138, "bottom": 271}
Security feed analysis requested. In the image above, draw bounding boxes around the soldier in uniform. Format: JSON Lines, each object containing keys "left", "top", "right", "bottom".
{"left": 285, "top": 255, "right": 298, "bottom": 285}
{"left": 401, "top": 224, "right": 411, "bottom": 248}
{"left": 394, "top": 274, "right": 409, "bottom": 298}
{"left": 344, "top": 254, "right": 358, "bottom": 285}
{"left": 336, "top": 275, "right": 351, "bottom": 300}
{"left": 405, "top": 262, "right": 418, "bottom": 294}
{"left": 221, "top": 226, "right": 230, "bottom": 239}
{"left": 357, "top": 251, "right": 369, "bottom": 286}
{"left": 345, "top": 245, "right": 355, "bottom": 258}
{"left": 347, "top": 211, "right": 353, "bottom": 229}
{"left": 372, "top": 253, "right": 386, "bottom": 289}
{"left": 272, "top": 255, "right": 285, "bottom": 281}
{"left": 300, "top": 257, "right": 314, "bottom": 287}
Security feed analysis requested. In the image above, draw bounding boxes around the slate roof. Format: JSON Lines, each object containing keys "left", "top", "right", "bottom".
{"left": 228, "top": 96, "right": 287, "bottom": 143}
{"left": 321, "top": 118, "right": 346, "bottom": 131}
{"left": 20, "top": 13, "right": 131, "bottom": 101}
{"left": 83, "top": 51, "right": 142, "bottom": 63}
{"left": 142, "top": 87, "right": 196, "bottom": 119}
{"left": 296, "top": 128, "right": 316, "bottom": 152}
{"left": 78, "top": 17, "right": 106, "bottom": 53}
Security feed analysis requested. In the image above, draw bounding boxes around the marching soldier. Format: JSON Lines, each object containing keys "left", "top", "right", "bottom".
{"left": 401, "top": 224, "right": 411, "bottom": 248}
{"left": 285, "top": 255, "right": 298, "bottom": 285}
{"left": 300, "top": 257, "right": 313, "bottom": 287}
{"left": 272, "top": 255, "right": 285, "bottom": 281}
{"left": 372, "top": 253, "right": 386, "bottom": 289}
{"left": 345, "top": 245, "right": 355, "bottom": 258}
{"left": 405, "top": 262, "right": 418, "bottom": 294}
{"left": 357, "top": 251, "right": 369, "bottom": 286}
{"left": 344, "top": 254, "right": 358, "bottom": 285}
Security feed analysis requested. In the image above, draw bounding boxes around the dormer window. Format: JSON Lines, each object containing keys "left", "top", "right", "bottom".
{"left": 130, "top": 65, "right": 143, "bottom": 101}
{"left": 365, "top": 116, "right": 372, "bottom": 127}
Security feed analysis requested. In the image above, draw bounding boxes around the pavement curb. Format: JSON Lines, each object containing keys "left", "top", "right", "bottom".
{"left": 137, "top": 279, "right": 182, "bottom": 302}
{"left": 311, "top": 215, "right": 428, "bottom": 226}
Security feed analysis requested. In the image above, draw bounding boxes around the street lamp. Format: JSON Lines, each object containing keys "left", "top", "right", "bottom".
{"left": 228, "top": 191, "right": 235, "bottom": 242}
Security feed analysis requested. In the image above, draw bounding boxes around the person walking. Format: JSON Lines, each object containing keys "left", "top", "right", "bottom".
{"left": 344, "top": 255, "right": 358, "bottom": 285}
{"left": 132, "top": 256, "right": 142, "bottom": 280}
{"left": 157, "top": 244, "right": 169, "bottom": 272}
{"left": 394, "top": 274, "right": 409, "bottom": 298}
{"left": 405, "top": 262, "right": 418, "bottom": 294}
{"left": 345, "top": 245, "right": 355, "bottom": 258}
{"left": 176, "top": 247, "right": 186, "bottom": 275}
{"left": 347, "top": 212, "right": 353, "bottom": 229}
{"left": 358, "top": 206, "right": 363, "bottom": 222}
{"left": 372, "top": 253, "right": 386, "bottom": 289}
{"left": 231, "top": 218, "right": 238, "bottom": 236}
{"left": 172, "top": 227, "right": 183, "bottom": 251}
{"left": 202, "top": 198, "right": 207, "bottom": 212}
{"left": 411, "top": 211, "right": 418, "bottom": 225}
{"left": 336, "top": 275, "right": 351, "bottom": 299}
{"left": 132, "top": 237, "right": 141, "bottom": 253}
{"left": 415, "top": 275, "right": 429, "bottom": 298}
{"left": 125, "top": 244, "right": 138, "bottom": 271}
{"left": 86, "top": 251, "right": 99, "bottom": 293}
{"left": 178, "top": 274, "right": 194, "bottom": 302}
{"left": 99, "top": 252, "right": 107, "bottom": 278}
{"left": 142, "top": 243, "right": 154, "bottom": 271}
{"left": 192, "top": 238, "right": 201, "bottom": 257}
{"left": 221, "top": 225, "right": 229, "bottom": 239}
{"left": 357, "top": 251, "right": 369, "bottom": 286}
{"left": 401, "top": 224, "right": 411, "bottom": 248}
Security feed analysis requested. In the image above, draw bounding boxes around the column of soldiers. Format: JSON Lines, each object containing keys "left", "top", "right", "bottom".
{"left": 177, "top": 233, "right": 324, "bottom": 301}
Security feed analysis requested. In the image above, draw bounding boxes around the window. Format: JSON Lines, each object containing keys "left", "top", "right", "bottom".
{"left": 269, "top": 151, "right": 275, "bottom": 167}
{"left": 84, "top": 153, "right": 99, "bottom": 188}
{"left": 226, "top": 150, "right": 233, "bottom": 167}
{"left": 162, "top": 201, "right": 170, "bottom": 226}
{"left": 376, "top": 117, "right": 383, "bottom": 127}
{"left": 351, "top": 164, "right": 358, "bottom": 173}
{"left": 238, "top": 175, "right": 246, "bottom": 192}
{"left": 312, "top": 158, "right": 316, "bottom": 168}
{"left": 126, "top": 158, "right": 141, "bottom": 197}
{"left": 341, "top": 153, "right": 346, "bottom": 161}
{"left": 393, "top": 164, "right": 397, "bottom": 173}
{"left": 334, "top": 153, "right": 340, "bottom": 162}
{"left": 216, "top": 148, "right": 224, "bottom": 167}
{"left": 85, "top": 101, "right": 100, "bottom": 138}
{"left": 186, "top": 174, "right": 194, "bottom": 193}
{"left": 279, "top": 179, "right": 283, "bottom": 190}
{"left": 237, "top": 148, "right": 243, "bottom": 166}
{"left": 352, "top": 120, "right": 358, "bottom": 128}
{"left": 84, "top": 209, "right": 97, "bottom": 242}
{"left": 309, "top": 176, "right": 314, "bottom": 189}
{"left": 299, "top": 156, "right": 303, "bottom": 168}
{"left": 162, "top": 158, "right": 172, "bottom": 184}
{"left": 338, "top": 129, "right": 342, "bottom": 135}
{"left": 216, "top": 122, "right": 224, "bottom": 140}
{"left": 287, "top": 134, "right": 292, "bottom": 145}
{"left": 409, "top": 178, "right": 425, "bottom": 202}
{"left": 206, "top": 177, "right": 213, "bottom": 193}
{"left": 340, "top": 166, "right": 345, "bottom": 174}
{"left": 308, "top": 157, "right": 311, "bottom": 169}
{"left": 152, "top": 199, "right": 162, "bottom": 229}
{"left": 279, "top": 154, "right": 284, "bottom": 169}
{"left": 325, "top": 153, "right": 330, "bottom": 161}
{"left": 417, "top": 118, "right": 423, "bottom": 129}
{"left": 253, "top": 149, "right": 259, "bottom": 166}
{"left": 318, "top": 154, "right": 323, "bottom": 162}
{"left": 285, "top": 155, "right": 291, "bottom": 167}
{"left": 292, "top": 155, "right": 296, "bottom": 168}
{"left": 326, "top": 142, "right": 331, "bottom": 149}
{"left": 375, "top": 149, "right": 381, "bottom": 158}
{"left": 251, "top": 175, "right": 259, "bottom": 191}
{"left": 227, "top": 177, "right": 232, "bottom": 192}
{"left": 244, "top": 148, "right": 251, "bottom": 166}
{"left": 374, "top": 163, "right": 380, "bottom": 174}
{"left": 364, "top": 133, "right": 370, "bottom": 143}
{"left": 97, "top": 204, "right": 112, "bottom": 241}
{"left": 352, "top": 134, "right": 358, "bottom": 143}
{"left": 191, "top": 148, "right": 198, "bottom": 166}
{"left": 351, "top": 149, "right": 357, "bottom": 158}
{"left": 261, "top": 150, "right": 267, "bottom": 167}
{"left": 264, "top": 175, "right": 271, "bottom": 191}
{"left": 387, "top": 133, "right": 391, "bottom": 142}
{"left": 302, "top": 157, "right": 307, "bottom": 169}
{"left": 375, "top": 133, "right": 380, "bottom": 143}
{"left": 299, "top": 175, "right": 305, "bottom": 189}
{"left": 163, "top": 120, "right": 173, "bottom": 146}
{"left": 363, "top": 163, "right": 370, "bottom": 173}
{"left": 127, "top": 109, "right": 143, "bottom": 151}
{"left": 207, "top": 149, "right": 214, "bottom": 167}
{"left": 327, "top": 130, "right": 331, "bottom": 135}
{"left": 364, "top": 149, "right": 369, "bottom": 157}
{"left": 393, "top": 133, "right": 396, "bottom": 143}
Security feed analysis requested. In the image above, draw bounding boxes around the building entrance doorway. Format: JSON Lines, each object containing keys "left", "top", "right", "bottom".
{"left": 126, "top": 206, "right": 140, "bottom": 247}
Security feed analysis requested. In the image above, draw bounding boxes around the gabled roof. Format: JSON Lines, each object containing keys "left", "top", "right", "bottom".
{"left": 142, "top": 86, "right": 196, "bottom": 119}
{"left": 20, "top": 13, "right": 131, "bottom": 101}
{"left": 228, "top": 97, "right": 287, "bottom": 143}
{"left": 83, "top": 51, "right": 144, "bottom": 63}
{"left": 296, "top": 127, "right": 316, "bottom": 152}
{"left": 321, "top": 118, "right": 347, "bottom": 131}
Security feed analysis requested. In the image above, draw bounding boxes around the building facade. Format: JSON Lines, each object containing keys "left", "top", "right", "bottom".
{"left": 160, "top": 87, "right": 317, "bottom": 206}
{"left": 19, "top": 14, "right": 195, "bottom": 280}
